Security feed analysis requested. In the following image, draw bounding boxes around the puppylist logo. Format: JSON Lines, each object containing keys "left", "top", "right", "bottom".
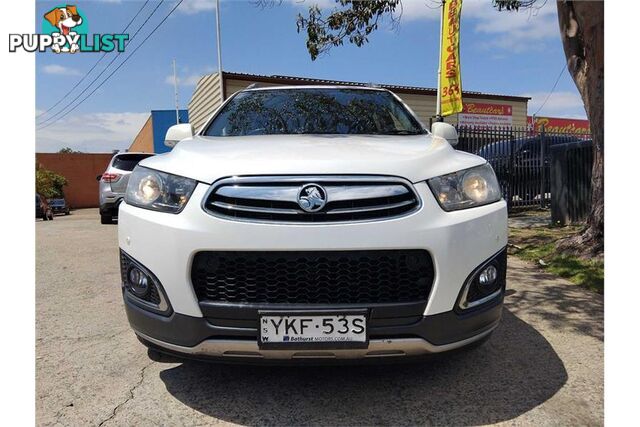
{"left": 9, "top": 4, "right": 128, "bottom": 54}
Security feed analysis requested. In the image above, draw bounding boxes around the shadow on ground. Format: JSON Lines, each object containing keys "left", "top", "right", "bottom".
{"left": 506, "top": 266, "right": 604, "bottom": 341}
{"left": 158, "top": 309, "right": 567, "bottom": 425}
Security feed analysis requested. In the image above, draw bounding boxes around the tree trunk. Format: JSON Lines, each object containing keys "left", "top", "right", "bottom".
{"left": 556, "top": 0, "right": 604, "bottom": 257}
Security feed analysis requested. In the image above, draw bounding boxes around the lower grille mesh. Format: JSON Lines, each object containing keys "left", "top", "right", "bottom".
{"left": 191, "top": 250, "right": 434, "bottom": 305}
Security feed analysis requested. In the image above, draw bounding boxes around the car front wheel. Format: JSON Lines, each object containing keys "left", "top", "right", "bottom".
{"left": 100, "top": 214, "right": 113, "bottom": 225}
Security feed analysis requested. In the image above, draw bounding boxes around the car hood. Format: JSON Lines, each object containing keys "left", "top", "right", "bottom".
{"left": 139, "top": 134, "right": 486, "bottom": 184}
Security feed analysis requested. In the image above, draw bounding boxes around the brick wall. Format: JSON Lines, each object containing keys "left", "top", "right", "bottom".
{"left": 36, "top": 153, "right": 114, "bottom": 208}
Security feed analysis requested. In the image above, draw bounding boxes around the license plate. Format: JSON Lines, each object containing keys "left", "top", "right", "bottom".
{"left": 258, "top": 312, "right": 368, "bottom": 349}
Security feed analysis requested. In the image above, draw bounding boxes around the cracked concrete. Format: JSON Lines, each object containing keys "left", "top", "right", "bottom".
{"left": 98, "top": 361, "right": 154, "bottom": 427}
{"left": 36, "top": 209, "right": 603, "bottom": 426}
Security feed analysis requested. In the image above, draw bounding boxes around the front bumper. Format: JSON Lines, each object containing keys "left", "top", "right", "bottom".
{"left": 118, "top": 180, "right": 508, "bottom": 361}
{"left": 125, "top": 292, "right": 503, "bottom": 362}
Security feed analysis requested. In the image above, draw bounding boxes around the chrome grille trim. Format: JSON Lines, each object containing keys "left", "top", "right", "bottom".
{"left": 215, "top": 184, "right": 410, "bottom": 203}
{"left": 209, "top": 201, "right": 300, "bottom": 215}
{"left": 327, "top": 199, "right": 415, "bottom": 214}
{"left": 202, "top": 175, "right": 421, "bottom": 223}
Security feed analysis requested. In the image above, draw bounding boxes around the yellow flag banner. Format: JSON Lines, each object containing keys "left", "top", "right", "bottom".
{"left": 439, "top": 0, "right": 463, "bottom": 116}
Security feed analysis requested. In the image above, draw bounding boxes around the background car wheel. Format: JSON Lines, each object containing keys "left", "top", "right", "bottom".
{"left": 100, "top": 215, "right": 113, "bottom": 225}
{"left": 48, "top": 212, "right": 54, "bottom": 220}
{"left": 499, "top": 180, "right": 510, "bottom": 203}
{"left": 42, "top": 214, "right": 48, "bottom": 221}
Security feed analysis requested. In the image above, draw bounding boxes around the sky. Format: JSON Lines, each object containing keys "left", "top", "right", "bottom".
{"left": 35, "top": 0, "right": 586, "bottom": 153}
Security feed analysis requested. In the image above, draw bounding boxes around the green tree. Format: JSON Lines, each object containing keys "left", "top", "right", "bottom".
{"left": 291, "top": 0, "right": 603, "bottom": 256}
{"left": 36, "top": 165, "right": 68, "bottom": 199}
{"left": 58, "top": 147, "right": 82, "bottom": 153}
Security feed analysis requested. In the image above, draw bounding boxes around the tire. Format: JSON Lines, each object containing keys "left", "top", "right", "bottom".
{"left": 48, "top": 212, "right": 54, "bottom": 220}
{"left": 42, "top": 214, "right": 48, "bottom": 221}
{"left": 499, "top": 180, "right": 510, "bottom": 204}
{"left": 100, "top": 214, "right": 113, "bottom": 225}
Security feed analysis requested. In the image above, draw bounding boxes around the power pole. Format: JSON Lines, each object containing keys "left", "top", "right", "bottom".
{"left": 172, "top": 59, "right": 180, "bottom": 124}
{"left": 215, "top": 0, "right": 224, "bottom": 102}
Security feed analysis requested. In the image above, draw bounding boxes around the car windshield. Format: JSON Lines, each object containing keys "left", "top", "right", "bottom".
{"left": 112, "top": 154, "right": 154, "bottom": 171}
{"left": 204, "top": 88, "right": 426, "bottom": 136}
{"left": 50, "top": 199, "right": 64, "bottom": 206}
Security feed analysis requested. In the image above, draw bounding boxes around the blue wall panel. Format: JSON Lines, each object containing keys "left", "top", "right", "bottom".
{"left": 151, "top": 109, "right": 189, "bottom": 154}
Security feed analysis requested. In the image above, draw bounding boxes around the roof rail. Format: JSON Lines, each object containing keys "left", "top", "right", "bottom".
{"left": 366, "top": 82, "right": 382, "bottom": 88}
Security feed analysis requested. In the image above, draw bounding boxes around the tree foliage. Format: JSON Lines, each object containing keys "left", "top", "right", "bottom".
{"left": 58, "top": 147, "right": 82, "bottom": 153}
{"left": 294, "top": 0, "right": 548, "bottom": 59}
{"left": 492, "top": 0, "right": 540, "bottom": 11}
{"left": 295, "top": 0, "right": 401, "bottom": 60}
{"left": 36, "top": 165, "right": 67, "bottom": 199}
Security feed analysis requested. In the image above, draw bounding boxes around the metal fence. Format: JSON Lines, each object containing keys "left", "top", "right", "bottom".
{"left": 455, "top": 125, "right": 592, "bottom": 211}
{"left": 550, "top": 139, "right": 593, "bottom": 225}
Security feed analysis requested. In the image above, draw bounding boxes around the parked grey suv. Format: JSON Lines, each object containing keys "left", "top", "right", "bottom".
{"left": 98, "top": 152, "right": 154, "bottom": 224}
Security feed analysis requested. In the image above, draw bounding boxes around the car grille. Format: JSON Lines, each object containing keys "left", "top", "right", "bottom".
{"left": 203, "top": 176, "right": 420, "bottom": 223}
{"left": 191, "top": 250, "right": 434, "bottom": 305}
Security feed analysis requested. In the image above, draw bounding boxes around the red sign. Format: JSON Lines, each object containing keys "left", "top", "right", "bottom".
{"left": 463, "top": 103, "right": 512, "bottom": 116}
{"left": 527, "top": 116, "right": 590, "bottom": 134}
{"left": 458, "top": 102, "right": 513, "bottom": 127}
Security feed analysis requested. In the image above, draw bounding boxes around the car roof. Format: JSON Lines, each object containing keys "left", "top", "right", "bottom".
{"left": 487, "top": 134, "right": 580, "bottom": 145}
{"left": 241, "top": 84, "right": 391, "bottom": 93}
{"left": 111, "top": 152, "right": 155, "bottom": 162}
{"left": 113, "top": 152, "right": 154, "bottom": 157}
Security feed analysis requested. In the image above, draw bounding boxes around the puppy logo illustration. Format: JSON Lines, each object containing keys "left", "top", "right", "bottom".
{"left": 43, "top": 5, "right": 84, "bottom": 53}
{"left": 9, "top": 5, "right": 128, "bottom": 54}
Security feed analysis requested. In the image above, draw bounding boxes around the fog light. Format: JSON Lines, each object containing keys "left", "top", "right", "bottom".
{"left": 127, "top": 267, "right": 149, "bottom": 297}
{"left": 456, "top": 249, "right": 507, "bottom": 312}
{"left": 478, "top": 265, "right": 498, "bottom": 286}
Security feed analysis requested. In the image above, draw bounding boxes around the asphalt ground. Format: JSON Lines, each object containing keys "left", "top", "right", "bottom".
{"left": 36, "top": 209, "right": 603, "bottom": 426}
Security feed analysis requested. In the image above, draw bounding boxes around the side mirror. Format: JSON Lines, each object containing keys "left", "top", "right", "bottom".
{"left": 431, "top": 122, "right": 458, "bottom": 147}
{"left": 165, "top": 123, "right": 194, "bottom": 148}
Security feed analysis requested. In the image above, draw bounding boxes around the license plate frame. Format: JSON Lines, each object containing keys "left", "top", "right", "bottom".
{"left": 258, "top": 309, "right": 369, "bottom": 350}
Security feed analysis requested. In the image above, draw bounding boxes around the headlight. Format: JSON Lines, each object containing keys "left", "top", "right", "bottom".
{"left": 427, "top": 163, "right": 501, "bottom": 211}
{"left": 125, "top": 166, "right": 197, "bottom": 213}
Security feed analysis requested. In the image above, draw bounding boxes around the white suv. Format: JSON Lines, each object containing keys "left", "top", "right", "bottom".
{"left": 118, "top": 86, "right": 507, "bottom": 362}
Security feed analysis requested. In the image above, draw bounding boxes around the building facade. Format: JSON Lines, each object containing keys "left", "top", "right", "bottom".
{"left": 188, "top": 72, "right": 530, "bottom": 132}
{"left": 129, "top": 109, "right": 189, "bottom": 154}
